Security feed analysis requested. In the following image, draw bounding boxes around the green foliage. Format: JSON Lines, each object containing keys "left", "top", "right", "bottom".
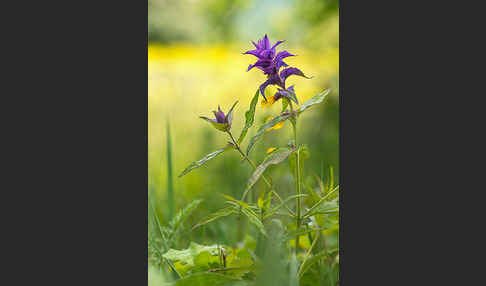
{"left": 297, "top": 89, "right": 331, "bottom": 114}
{"left": 179, "top": 144, "right": 232, "bottom": 177}
{"left": 246, "top": 112, "right": 293, "bottom": 155}
{"left": 242, "top": 147, "right": 296, "bottom": 201}
{"left": 152, "top": 65, "right": 338, "bottom": 285}
{"left": 237, "top": 90, "right": 259, "bottom": 144}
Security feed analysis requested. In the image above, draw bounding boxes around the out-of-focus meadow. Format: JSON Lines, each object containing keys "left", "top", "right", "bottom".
{"left": 149, "top": 0, "right": 338, "bottom": 222}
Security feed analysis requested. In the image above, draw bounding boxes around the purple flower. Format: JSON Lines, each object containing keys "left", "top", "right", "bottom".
{"left": 244, "top": 34, "right": 311, "bottom": 104}
{"left": 200, "top": 102, "right": 238, "bottom": 132}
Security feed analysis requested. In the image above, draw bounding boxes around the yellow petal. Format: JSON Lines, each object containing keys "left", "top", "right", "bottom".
{"left": 266, "top": 147, "right": 277, "bottom": 154}
{"left": 265, "top": 116, "right": 285, "bottom": 131}
{"left": 261, "top": 95, "right": 276, "bottom": 108}
{"left": 272, "top": 121, "right": 284, "bottom": 130}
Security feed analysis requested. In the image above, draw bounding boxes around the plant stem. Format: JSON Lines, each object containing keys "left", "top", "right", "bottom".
{"left": 226, "top": 131, "right": 295, "bottom": 215}
{"left": 227, "top": 131, "right": 272, "bottom": 190}
{"left": 289, "top": 102, "right": 301, "bottom": 254}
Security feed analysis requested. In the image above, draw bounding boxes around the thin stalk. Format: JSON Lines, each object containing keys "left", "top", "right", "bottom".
{"left": 166, "top": 120, "right": 174, "bottom": 221}
{"left": 289, "top": 102, "right": 301, "bottom": 254}
{"left": 227, "top": 131, "right": 295, "bottom": 216}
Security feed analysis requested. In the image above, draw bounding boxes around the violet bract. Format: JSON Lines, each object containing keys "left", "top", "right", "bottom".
{"left": 244, "top": 34, "right": 311, "bottom": 104}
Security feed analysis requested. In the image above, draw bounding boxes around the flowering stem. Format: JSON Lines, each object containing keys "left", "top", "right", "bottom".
{"left": 226, "top": 131, "right": 295, "bottom": 216}
{"left": 289, "top": 102, "right": 301, "bottom": 254}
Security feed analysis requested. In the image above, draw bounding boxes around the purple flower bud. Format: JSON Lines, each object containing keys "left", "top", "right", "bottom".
{"left": 200, "top": 102, "right": 238, "bottom": 132}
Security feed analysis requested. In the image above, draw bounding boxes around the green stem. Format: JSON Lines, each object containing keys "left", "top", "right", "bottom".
{"left": 227, "top": 131, "right": 295, "bottom": 216}
{"left": 289, "top": 102, "right": 301, "bottom": 254}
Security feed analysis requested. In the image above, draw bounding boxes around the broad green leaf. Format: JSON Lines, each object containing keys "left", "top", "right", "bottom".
{"left": 237, "top": 90, "right": 259, "bottom": 144}
{"left": 179, "top": 144, "right": 232, "bottom": 177}
{"left": 241, "top": 147, "right": 296, "bottom": 201}
{"left": 162, "top": 242, "right": 220, "bottom": 268}
{"left": 246, "top": 112, "right": 292, "bottom": 155}
{"left": 192, "top": 207, "right": 235, "bottom": 230}
{"left": 173, "top": 272, "right": 243, "bottom": 286}
{"left": 296, "top": 89, "right": 331, "bottom": 114}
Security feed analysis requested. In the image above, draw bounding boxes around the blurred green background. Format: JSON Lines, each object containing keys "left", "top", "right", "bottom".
{"left": 149, "top": 0, "right": 339, "bottom": 245}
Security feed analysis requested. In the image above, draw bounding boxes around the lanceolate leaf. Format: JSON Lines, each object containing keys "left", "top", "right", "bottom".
{"left": 237, "top": 90, "right": 259, "bottom": 144}
{"left": 264, "top": 194, "right": 307, "bottom": 219}
{"left": 227, "top": 202, "right": 266, "bottom": 236}
{"left": 179, "top": 144, "right": 232, "bottom": 177}
{"left": 242, "top": 147, "right": 295, "bottom": 201}
{"left": 246, "top": 113, "right": 292, "bottom": 155}
{"left": 192, "top": 207, "right": 235, "bottom": 230}
{"left": 303, "top": 186, "right": 339, "bottom": 218}
{"left": 297, "top": 89, "right": 331, "bottom": 114}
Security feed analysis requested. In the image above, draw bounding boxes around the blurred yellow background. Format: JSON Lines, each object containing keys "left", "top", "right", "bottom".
{"left": 148, "top": 0, "right": 339, "bottom": 225}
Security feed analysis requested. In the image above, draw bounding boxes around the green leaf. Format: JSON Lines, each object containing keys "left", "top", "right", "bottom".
{"left": 297, "top": 89, "right": 331, "bottom": 114}
{"left": 246, "top": 112, "right": 292, "bottom": 155}
{"left": 179, "top": 144, "right": 232, "bottom": 177}
{"left": 298, "top": 251, "right": 328, "bottom": 279}
{"left": 221, "top": 194, "right": 255, "bottom": 215}
{"left": 173, "top": 272, "right": 243, "bottom": 286}
{"left": 226, "top": 100, "right": 238, "bottom": 129}
{"left": 237, "top": 90, "right": 259, "bottom": 144}
{"left": 306, "top": 199, "right": 339, "bottom": 216}
{"left": 241, "top": 147, "right": 296, "bottom": 201}
{"left": 263, "top": 194, "right": 307, "bottom": 219}
{"left": 303, "top": 186, "right": 339, "bottom": 219}
{"left": 283, "top": 228, "right": 321, "bottom": 242}
{"left": 192, "top": 207, "right": 235, "bottom": 230}
{"left": 225, "top": 201, "right": 267, "bottom": 236}
{"left": 162, "top": 242, "right": 220, "bottom": 268}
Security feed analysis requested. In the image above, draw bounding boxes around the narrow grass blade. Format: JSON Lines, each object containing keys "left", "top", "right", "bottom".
{"left": 166, "top": 119, "right": 174, "bottom": 220}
